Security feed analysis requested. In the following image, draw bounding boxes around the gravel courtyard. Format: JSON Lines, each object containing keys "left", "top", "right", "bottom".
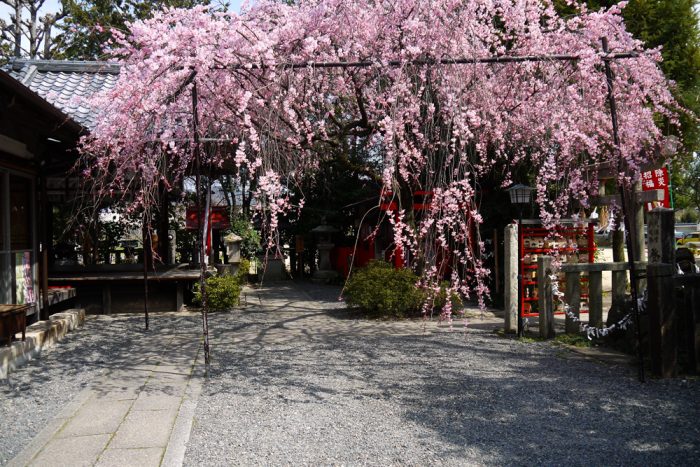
{"left": 1, "top": 282, "right": 699, "bottom": 466}
{"left": 183, "top": 284, "right": 700, "bottom": 466}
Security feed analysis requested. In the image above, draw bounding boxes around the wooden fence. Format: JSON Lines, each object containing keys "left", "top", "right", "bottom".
{"left": 535, "top": 258, "right": 646, "bottom": 339}
{"left": 535, "top": 256, "right": 700, "bottom": 377}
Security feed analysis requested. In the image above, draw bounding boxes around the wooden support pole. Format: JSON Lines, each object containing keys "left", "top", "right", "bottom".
{"left": 504, "top": 224, "right": 518, "bottom": 333}
{"left": 142, "top": 222, "right": 150, "bottom": 330}
{"left": 565, "top": 271, "right": 581, "bottom": 334}
{"left": 610, "top": 270, "right": 627, "bottom": 319}
{"left": 690, "top": 281, "right": 700, "bottom": 374}
{"left": 602, "top": 36, "right": 645, "bottom": 382}
{"left": 102, "top": 284, "right": 112, "bottom": 315}
{"left": 214, "top": 51, "right": 640, "bottom": 71}
{"left": 647, "top": 263, "right": 676, "bottom": 378}
{"left": 588, "top": 271, "right": 603, "bottom": 329}
{"left": 176, "top": 282, "right": 184, "bottom": 312}
{"left": 538, "top": 255, "right": 555, "bottom": 339}
{"left": 677, "top": 276, "right": 700, "bottom": 374}
{"left": 632, "top": 183, "right": 647, "bottom": 293}
{"left": 158, "top": 181, "right": 170, "bottom": 265}
{"left": 193, "top": 80, "right": 211, "bottom": 365}
{"left": 493, "top": 229, "right": 500, "bottom": 295}
{"left": 39, "top": 173, "right": 50, "bottom": 320}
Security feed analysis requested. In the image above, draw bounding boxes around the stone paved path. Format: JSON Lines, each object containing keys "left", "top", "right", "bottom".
{"left": 6, "top": 320, "right": 202, "bottom": 467}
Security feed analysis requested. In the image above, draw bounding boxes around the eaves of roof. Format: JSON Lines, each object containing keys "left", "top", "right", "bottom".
{"left": 0, "top": 68, "right": 84, "bottom": 136}
{"left": 5, "top": 59, "right": 120, "bottom": 131}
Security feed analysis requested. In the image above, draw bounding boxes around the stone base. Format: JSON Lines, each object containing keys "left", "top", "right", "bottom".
{"left": 215, "top": 263, "right": 240, "bottom": 276}
{"left": 0, "top": 309, "right": 85, "bottom": 379}
{"left": 311, "top": 270, "right": 340, "bottom": 284}
{"left": 260, "top": 258, "right": 286, "bottom": 282}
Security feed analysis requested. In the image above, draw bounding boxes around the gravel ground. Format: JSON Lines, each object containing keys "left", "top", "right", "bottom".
{"left": 184, "top": 283, "right": 700, "bottom": 466}
{"left": 2, "top": 284, "right": 699, "bottom": 466}
{"left": 0, "top": 313, "right": 200, "bottom": 466}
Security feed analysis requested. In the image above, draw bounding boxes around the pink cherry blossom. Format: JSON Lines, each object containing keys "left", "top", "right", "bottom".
{"left": 80, "top": 1, "right": 680, "bottom": 312}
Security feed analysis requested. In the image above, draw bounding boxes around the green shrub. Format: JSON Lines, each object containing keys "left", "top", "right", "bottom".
{"left": 237, "top": 258, "right": 251, "bottom": 283}
{"left": 193, "top": 274, "right": 241, "bottom": 311}
{"left": 343, "top": 261, "right": 424, "bottom": 318}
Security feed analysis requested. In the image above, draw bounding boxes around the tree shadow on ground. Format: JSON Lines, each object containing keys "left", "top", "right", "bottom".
{"left": 194, "top": 282, "right": 700, "bottom": 465}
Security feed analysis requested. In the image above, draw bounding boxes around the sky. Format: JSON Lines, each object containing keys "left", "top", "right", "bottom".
{"left": 1, "top": 0, "right": 246, "bottom": 27}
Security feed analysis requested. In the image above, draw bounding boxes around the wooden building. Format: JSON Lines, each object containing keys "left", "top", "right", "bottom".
{"left": 1, "top": 59, "right": 118, "bottom": 320}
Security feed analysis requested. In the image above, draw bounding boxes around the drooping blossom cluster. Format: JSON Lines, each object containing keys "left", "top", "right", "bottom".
{"left": 80, "top": 0, "right": 679, "bottom": 311}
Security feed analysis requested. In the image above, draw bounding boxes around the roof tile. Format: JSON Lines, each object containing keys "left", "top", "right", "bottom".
{"left": 4, "top": 59, "right": 120, "bottom": 130}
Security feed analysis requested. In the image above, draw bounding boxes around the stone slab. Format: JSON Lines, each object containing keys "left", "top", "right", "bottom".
{"left": 28, "top": 434, "right": 110, "bottom": 467}
{"left": 132, "top": 392, "right": 183, "bottom": 412}
{"left": 95, "top": 447, "right": 164, "bottom": 467}
{"left": 110, "top": 409, "right": 178, "bottom": 449}
{"left": 57, "top": 400, "right": 132, "bottom": 438}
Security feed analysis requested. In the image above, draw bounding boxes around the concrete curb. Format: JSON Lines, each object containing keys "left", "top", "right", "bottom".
{"left": 161, "top": 347, "right": 204, "bottom": 467}
{"left": 0, "top": 309, "right": 86, "bottom": 379}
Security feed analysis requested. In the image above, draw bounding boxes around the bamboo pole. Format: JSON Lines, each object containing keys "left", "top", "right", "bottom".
{"left": 602, "top": 37, "right": 645, "bottom": 382}
{"left": 212, "top": 52, "right": 639, "bottom": 71}
{"left": 142, "top": 221, "right": 150, "bottom": 331}
{"left": 193, "top": 80, "right": 211, "bottom": 365}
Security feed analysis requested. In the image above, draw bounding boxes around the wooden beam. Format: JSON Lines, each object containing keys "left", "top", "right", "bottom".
{"left": 584, "top": 161, "right": 662, "bottom": 180}
{"left": 590, "top": 189, "right": 665, "bottom": 206}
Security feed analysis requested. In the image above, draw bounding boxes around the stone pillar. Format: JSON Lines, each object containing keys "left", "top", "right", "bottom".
{"left": 647, "top": 263, "right": 676, "bottom": 378}
{"left": 647, "top": 208, "right": 675, "bottom": 265}
{"left": 538, "top": 255, "right": 555, "bottom": 339}
{"left": 504, "top": 224, "right": 518, "bottom": 333}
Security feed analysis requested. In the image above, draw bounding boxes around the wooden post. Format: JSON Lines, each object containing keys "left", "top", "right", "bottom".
{"left": 677, "top": 275, "right": 700, "bottom": 374}
{"left": 647, "top": 263, "right": 676, "bottom": 378}
{"left": 39, "top": 174, "right": 50, "bottom": 320}
{"left": 564, "top": 271, "right": 581, "bottom": 334}
{"left": 158, "top": 181, "right": 170, "bottom": 265}
{"left": 102, "top": 284, "right": 112, "bottom": 315}
{"left": 504, "top": 224, "right": 518, "bottom": 333}
{"left": 176, "top": 282, "right": 184, "bottom": 312}
{"left": 610, "top": 270, "right": 627, "bottom": 319}
{"left": 493, "top": 229, "right": 500, "bottom": 295}
{"left": 692, "top": 281, "right": 700, "bottom": 374}
{"left": 142, "top": 222, "right": 150, "bottom": 330}
{"left": 538, "top": 255, "right": 555, "bottom": 339}
{"left": 588, "top": 271, "right": 603, "bottom": 328}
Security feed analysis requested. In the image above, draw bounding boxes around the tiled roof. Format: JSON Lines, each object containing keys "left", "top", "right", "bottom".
{"left": 5, "top": 59, "right": 120, "bottom": 130}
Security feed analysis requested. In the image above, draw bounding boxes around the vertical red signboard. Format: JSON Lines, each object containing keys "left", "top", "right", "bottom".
{"left": 641, "top": 167, "right": 670, "bottom": 211}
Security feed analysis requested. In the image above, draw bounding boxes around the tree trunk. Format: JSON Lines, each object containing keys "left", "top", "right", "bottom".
{"left": 13, "top": 1, "right": 22, "bottom": 58}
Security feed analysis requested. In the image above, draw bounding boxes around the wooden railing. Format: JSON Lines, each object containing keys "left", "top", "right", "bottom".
{"left": 536, "top": 257, "right": 646, "bottom": 339}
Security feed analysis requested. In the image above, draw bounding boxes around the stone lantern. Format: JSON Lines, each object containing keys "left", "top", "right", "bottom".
{"left": 311, "top": 222, "right": 339, "bottom": 283}
{"left": 220, "top": 233, "right": 243, "bottom": 275}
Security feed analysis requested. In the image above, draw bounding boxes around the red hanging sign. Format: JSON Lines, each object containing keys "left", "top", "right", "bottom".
{"left": 641, "top": 167, "right": 670, "bottom": 211}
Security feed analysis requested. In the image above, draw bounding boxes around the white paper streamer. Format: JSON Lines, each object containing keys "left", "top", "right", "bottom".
{"left": 549, "top": 273, "right": 634, "bottom": 340}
